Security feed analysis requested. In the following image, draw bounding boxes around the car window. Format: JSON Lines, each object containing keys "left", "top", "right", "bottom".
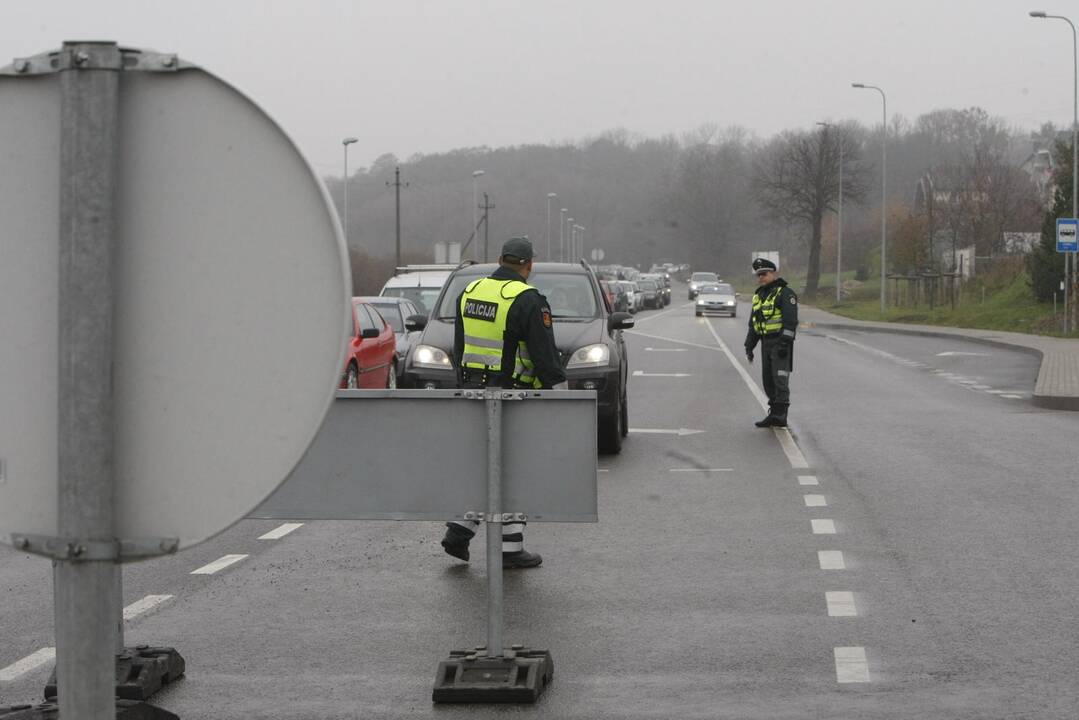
{"left": 381, "top": 287, "right": 441, "bottom": 315}
{"left": 436, "top": 272, "right": 599, "bottom": 320}
{"left": 370, "top": 302, "right": 404, "bottom": 332}
{"left": 639, "top": 280, "right": 656, "bottom": 290}
{"left": 692, "top": 272, "right": 718, "bottom": 282}
{"left": 356, "top": 303, "right": 378, "bottom": 334}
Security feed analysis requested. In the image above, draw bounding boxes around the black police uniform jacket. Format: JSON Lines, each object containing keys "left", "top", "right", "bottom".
{"left": 452, "top": 265, "right": 567, "bottom": 388}
{"left": 744, "top": 278, "right": 799, "bottom": 366}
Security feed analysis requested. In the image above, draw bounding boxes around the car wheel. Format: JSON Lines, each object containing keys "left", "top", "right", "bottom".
{"left": 598, "top": 396, "right": 623, "bottom": 455}
{"left": 386, "top": 362, "right": 397, "bottom": 389}
{"left": 345, "top": 364, "right": 358, "bottom": 389}
{"left": 695, "top": 311, "right": 702, "bottom": 317}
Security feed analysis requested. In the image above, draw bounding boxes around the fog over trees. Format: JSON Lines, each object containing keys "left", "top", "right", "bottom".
{"left": 332, "top": 108, "right": 1048, "bottom": 297}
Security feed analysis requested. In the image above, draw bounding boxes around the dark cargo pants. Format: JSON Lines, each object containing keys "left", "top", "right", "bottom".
{"left": 760, "top": 336, "right": 792, "bottom": 410}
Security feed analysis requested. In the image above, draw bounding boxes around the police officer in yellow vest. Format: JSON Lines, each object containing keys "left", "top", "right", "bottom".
{"left": 744, "top": 257, "right": 798, "bottom": 428}
{"left": 440, "top": 237, "right": 566, "bottom": 569}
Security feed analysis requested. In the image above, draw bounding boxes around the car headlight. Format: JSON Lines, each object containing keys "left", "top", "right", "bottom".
{"left": 566, "top": 343, "right": 610, "bottom": 368}
{"left": 697, "top": 299, "right": 706, "bottom": 306}
{"left": 413, "top": 344, "right": 451, "bottom": 369}
{"left": 690, "top": 282, "right": 698, "bottom": 290}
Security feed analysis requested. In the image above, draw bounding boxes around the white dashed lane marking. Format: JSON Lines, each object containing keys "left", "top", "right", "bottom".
{"left": 834, "top": 647, "right": 871, "bottom": 682}
{"left": 804, "top": 494, "right": 827, "bottom": 507}
{"left": 826, "top": 591, "right": 858, "bottom": 617}
{"left": 669, "top": 468, "right": 733, "bottom": 473}
{"left": 798, "top": 475, "right": 819, "bottom": 485}
{"left": 259, "top": 523, "right": 304, "bottom": 540}
{"left": 818, "top": 550, "right": 846, "bottom": 569}
{"left": 191, "top": 554, "right": 248, "bottom": 575}
{"left": 811, "top": 519, "right": 837, "bottom": 534}
{"left": 0, "top": 647, "right": 55, "bottom": 682}
{"left": 123, "top": 594, "right": 173, "bottom": 621}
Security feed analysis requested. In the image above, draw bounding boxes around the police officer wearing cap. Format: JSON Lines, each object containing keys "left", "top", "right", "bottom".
{"left": 744, "top": 257, "right": 798, "bottom": 427}
{"left": 440, "top": 237, "right": 566, "bottom": 569}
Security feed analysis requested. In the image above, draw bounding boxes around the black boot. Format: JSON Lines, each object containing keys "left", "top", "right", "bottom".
{"left": 441, "top": 523, "right": 475, "bottom": 561}
{"left": 771, "top": 403, "right": 789, "bottom": 427}
{"left": 503, "top": 550, "right": 543, "bottom": 569}
{"left": 755, "top": 405, "right": 776, "bottom": 427}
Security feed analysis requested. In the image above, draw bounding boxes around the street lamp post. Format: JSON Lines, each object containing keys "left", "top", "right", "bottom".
{"left": 817, "top": 122, "right": 844, "bottom": 304}
{"left": 567, "top": 218, "right": 574, "bottom": 261}
{"left": 472, "top": 170, "right": 485, "bottom": 261}
{"left": 559, "top": 208, "right": 567, "bottom": 261}
{"left": 342, "top": 137, "right": 358, "bottom": 246}
{"left": 578, "top": 225, "right": 586, "bottom": 262}
{"left": 546, "top": 193, "right": 557, "bottom": 259}
{"left": 1031, "top": 10, "right": 1077, "bottom": 333}
{"left": 852, "top": 83, "right": 887, "bottom": 315}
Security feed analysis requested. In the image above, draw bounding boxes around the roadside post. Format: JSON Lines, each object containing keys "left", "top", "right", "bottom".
{"left": 1057, "top": 218, "right": 1078, "bottom": 333}
{"left": 253, "top": 388, "right": 598, "bottom": 703}
{"left": 0, "top": 42, "right": 350, "bottom": 718}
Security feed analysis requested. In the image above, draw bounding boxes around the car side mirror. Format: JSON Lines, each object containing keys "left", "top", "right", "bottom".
{"left": 361, "top": 327, "right": 380, "bottom": 339}
{"left": 405, "top": 314, "right": 428, "bottom": 332}
{"left": 608, "top": 311, "right": 634, "bottom": 331}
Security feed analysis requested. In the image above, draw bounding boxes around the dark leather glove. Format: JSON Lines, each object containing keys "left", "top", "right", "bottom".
{"left": 745, "top": 349, "right": 754, "bottom": 363}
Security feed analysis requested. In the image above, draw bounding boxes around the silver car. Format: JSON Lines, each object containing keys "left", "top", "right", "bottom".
{"left": 694, "top": 283, "right": 738, "bottom": 317}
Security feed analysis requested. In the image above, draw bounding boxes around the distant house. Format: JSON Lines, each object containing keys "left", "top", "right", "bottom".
{"left": 1019, "top": 147, "right": 1054, "bottom": 206}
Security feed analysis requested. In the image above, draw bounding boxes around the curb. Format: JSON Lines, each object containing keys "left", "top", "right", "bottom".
{"left": 800, "top": 318, "right": 1079, "bottom": 411}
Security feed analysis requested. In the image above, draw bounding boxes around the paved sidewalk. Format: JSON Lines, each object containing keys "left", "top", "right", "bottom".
{"left": 800, "top": 305, "right": 1079, "bottom": 410}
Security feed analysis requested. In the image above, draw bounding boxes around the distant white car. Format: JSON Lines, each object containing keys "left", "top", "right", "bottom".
{"left": 694, "top": 283, "right": 738, "bottom": 317}
{"left": 619, "top": 281, "right": 643, "bottom": 313}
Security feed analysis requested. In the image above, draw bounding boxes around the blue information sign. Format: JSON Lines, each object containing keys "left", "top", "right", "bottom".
{"left": 1057, "top": 218, "right": 1078, "bottom": 252}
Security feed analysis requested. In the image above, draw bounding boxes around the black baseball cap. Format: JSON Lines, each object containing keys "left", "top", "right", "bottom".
{"left": 751, "top": 257, "right": 778, "bottom": 274}
{"left": 501, "top": 237, "right": 534, "bottom": 262}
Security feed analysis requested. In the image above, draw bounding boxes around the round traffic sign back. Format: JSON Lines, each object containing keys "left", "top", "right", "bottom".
{"left": 0, "top": 57, "right": 350, "bottom": 552}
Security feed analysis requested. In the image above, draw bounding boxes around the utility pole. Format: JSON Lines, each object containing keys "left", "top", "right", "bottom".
{"left": 480, "top": 192, "right": 495, "bottom": 262}
{"left": 386, "top": 165, "right": 409, "bottom": 269}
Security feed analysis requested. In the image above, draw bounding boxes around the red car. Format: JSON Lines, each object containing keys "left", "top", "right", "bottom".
{"left": 341, "top": 299, "right": 398, "bottom": 389}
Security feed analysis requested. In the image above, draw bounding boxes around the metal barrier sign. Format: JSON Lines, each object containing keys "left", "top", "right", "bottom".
{"left": 252, "top": 389, "right": 598, "bottom": 522}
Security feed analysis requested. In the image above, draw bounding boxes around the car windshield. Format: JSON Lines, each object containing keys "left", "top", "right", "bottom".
{"left": 368, "top": 302, "right": 404, "bottom": 332}
{"left": 436, "top": 272, "right": 598, "bottom": 320}
{"left": 692, "top": 273, "right": 718, "bottom": 282}
{"left": 639, "top": 280, "right": 656, "bottom": 290}
{"left": 381, "top": 287, "right": 440, "bottom": 315}
{"left": 700, "top": 284, "right": 733, "bottom": 295}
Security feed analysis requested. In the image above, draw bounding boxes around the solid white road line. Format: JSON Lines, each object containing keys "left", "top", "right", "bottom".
{"left": 937, "top": 351, "right": 989, "bottom": 357}
{"left": 597, "top": 469, "right": 610, "bottom": 473}
{"left": 818, "top": 550, "right": 846, "bottom": 569}
{"left": 632, "top": 370, "right": 692, "bottom": 377}
{"left": 971, "top": 384, "right": 991, "bottom": 390}
{"left": 626, "top": 329, "right": 726, "bottom": 354}
{"left": 701, "top": 319, "right": 769, "bottom": 409}
{"left": 669, "top": 468, "right": 733, "bottom": 473}
{"left": 774, "top": 428, "right": 809, "bottom": 469}
{"left": 826, "top": 591, "right": 858, "bottom": 617}
{"left": 798, "top": 475, "right": 819, "bottom": 485}
{"left": 644, "top": 347, "right": 688, "bottom": 352}
{"left": 123, "top": 594, "right": 174, "bottom": 621}
{"left": 1001, "top": 394, "right": 1023, "bottom": 399}
{"left": 258, "top": 522, "right": 304, "bottom": 540}
{"left": 191, "top": 554, "right": 248, "bottom": 575}
{"left": 804, "top": 494, "right": 827, "bottom": 507}
{"left": 0, "top": 647, "right": 55, "bottom": 682}
{"left": 834, "top": 646, "right": 870, "bottom": 683}
{"left": 811, "top": 519, "right": 837, "bottom": 534}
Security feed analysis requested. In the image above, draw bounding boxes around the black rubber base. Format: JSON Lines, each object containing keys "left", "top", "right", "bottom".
{"left": 44, "top": 646, "right": 185, "bottom": 702}
{"left": 0, "top": 699, "right": 177, "bottom": 719}
{"left": 432, "top": 646, "right": 553, "bottom": 703}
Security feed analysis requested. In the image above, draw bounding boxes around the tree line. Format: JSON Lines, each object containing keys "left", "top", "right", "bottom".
{"left": 333, "top": 108, "right": 1053, "bottom": 299}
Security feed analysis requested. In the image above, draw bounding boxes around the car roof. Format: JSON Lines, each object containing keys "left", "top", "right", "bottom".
{"left": 450, "top": 262, "right": 592, "bottom": 276}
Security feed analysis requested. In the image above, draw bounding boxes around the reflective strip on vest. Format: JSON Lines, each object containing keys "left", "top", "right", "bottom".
{"left": 460, "top": 277, "right": 542, "bottom": 387}
{"left": 752, "top": 286, "right": 785, "bottom": 335}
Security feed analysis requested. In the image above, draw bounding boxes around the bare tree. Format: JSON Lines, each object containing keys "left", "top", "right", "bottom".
{"left": 753, "top": 126, "right": 867, "bottom": 296}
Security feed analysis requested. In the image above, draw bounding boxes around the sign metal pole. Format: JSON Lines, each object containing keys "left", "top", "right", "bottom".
{"left": 55, "top": 40, "right": 122, "bottom": 720}
{"left": 485, "top": 392, "right": 503, "bottom": 657}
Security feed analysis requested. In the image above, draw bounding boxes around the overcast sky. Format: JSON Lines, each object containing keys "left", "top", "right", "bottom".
{"left": 4, "top": 1, "right": 1076, "bottom": 176}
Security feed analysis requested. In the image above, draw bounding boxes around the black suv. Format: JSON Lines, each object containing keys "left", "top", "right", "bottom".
{"left": 403, "top": 261, "right": 634, "bottom": 454}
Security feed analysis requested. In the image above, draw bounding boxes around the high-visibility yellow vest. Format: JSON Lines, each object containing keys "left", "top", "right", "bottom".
{"left": 751, "top": 286, "right": 785, "bottom": 336}
{"left": 459, "top": 277, "right": 542, "bottom": 388}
